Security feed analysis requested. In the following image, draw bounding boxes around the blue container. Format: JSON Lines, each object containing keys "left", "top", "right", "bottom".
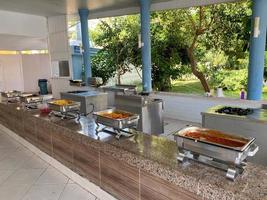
{"left": 38, "top": 79, "right": 48, "bottom": 95}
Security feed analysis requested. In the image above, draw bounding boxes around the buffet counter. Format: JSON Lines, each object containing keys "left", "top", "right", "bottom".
{"left": 202, "top": 106, "right": 267, "bottom": 166}
{"left": 0, "top": 103, "right": 266, "bottom": 200}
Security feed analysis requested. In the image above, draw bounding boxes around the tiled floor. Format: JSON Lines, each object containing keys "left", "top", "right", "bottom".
{"left": 0, "top": 117, "right": 197, "bottom": 200}
{"left": 0, "top": 130, "right": 97, "bottom": 200}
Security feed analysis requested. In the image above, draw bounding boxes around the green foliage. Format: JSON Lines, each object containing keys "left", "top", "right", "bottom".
{"left": 91, "top": 0, "right": 252, "bottom": 91}
{"left": 203, "top": 0, "right": 252, "bottom": 66}
{"left": 91, "top": 16, "right": 140, "bottom": 83}
{"left": 149, "top": 11, "right": 191, "bottom": 91}
{"left": 91, "top": 50, "right": 117, "bottom": 84}
{"left": 210, "top": 69, "right": 248, "bottom": 91}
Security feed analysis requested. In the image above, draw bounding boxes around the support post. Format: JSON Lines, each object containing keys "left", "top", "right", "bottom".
{"left": 78, "top": 8, "right": 92, "bottom": 84}
{"left": 140, "top": 0, "right": 152, "bottom": 93}
{"left": 247, "top": 0, "right": 267, "bottom": 100}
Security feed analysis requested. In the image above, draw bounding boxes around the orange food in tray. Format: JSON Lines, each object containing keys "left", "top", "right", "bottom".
{"left": 182, "top": 128, "right": 248, "bottom": 148}
{"left": 101, "top": 112, "right": 131, "bottom": 119}
{"left": 50, "top": 99, "right": 74, "bottom": 106}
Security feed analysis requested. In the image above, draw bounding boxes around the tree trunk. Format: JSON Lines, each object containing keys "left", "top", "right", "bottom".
{"left": 117, "top": 73, "right": 121, "bottom": 85}
{"left": 187, "top": 48, "right": 210, "bottom": 93}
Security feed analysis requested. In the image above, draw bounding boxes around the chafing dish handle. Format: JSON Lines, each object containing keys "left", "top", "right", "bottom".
{"left": 126, "top": 116, "right": 139, "bottom": 124}
{"left": 248, "top": 143, "right": 259, "bottom": 157}
{"left": 67, "top": 105, "right": 80, "bottom": 110}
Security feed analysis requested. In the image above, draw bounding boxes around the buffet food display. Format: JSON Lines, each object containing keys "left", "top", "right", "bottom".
{"left": 100, "top": 112, "right": 131, "bottom": 119}
{"left": 174, "top": 127, "right": 259, "bottom": 180}
{"left": 1, "top": 90, "right": 21, "bottom": 103}
{"left": 93, "top": 108, "right": 139, "bottom": 139}
{"left": 179, "top": 127, "right": 249, "bottom": 149}
{"left": 48, "top": 99, "right": 81, "bottom": 112}
{"left": 20, "top": 94, "right": 43, "bottom": 109}
{"left": 48, "top": 99, "right": 81, "bottom": 120}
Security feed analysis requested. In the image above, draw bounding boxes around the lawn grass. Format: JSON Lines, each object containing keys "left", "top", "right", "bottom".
{"left": 171, "top": 80, "right": 267, "bottom": 100}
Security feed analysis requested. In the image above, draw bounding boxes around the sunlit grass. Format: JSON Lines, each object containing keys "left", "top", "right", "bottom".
{"left": 171, "top": 80, "right": 267, "bottom": 100}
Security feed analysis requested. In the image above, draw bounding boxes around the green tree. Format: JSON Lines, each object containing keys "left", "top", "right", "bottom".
{"left": 91, "top": 0, "right": 251, "bottom": 92}
{"left": 91, "top": 16, "right": 140, "bottom": 84}
{"left": 91, "top": 50, "right": 117, "bottom": 85}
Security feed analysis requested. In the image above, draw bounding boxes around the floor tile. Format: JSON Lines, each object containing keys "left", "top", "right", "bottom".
{"left": 22, "top": 184, "right": 66, "bottom": 200}
{"left": 68, "top": 179, "right": 75, "bottom": 184}
{"left": 0, "top": 155, "right": 29, "bottom": 170}
{"left": 2, "top": 168, "right": 45, "bottom": 186}
{"left": 35, "top": 166, "right": 69, "bottom": 185}
{"left": 0, "top": 138, "right": 20, "bottom": 150}
{"left": 21, "top": 155, "right": 49, "bottom": 169}
{"left": 59, "top": 183, "right": 96, "bottom": 200}
{"left": 14, "top": 146, "right": 35, "bottom": 157}
{"left": 0, "top": 170, "right": 15, "bottom": 185}
{"left": 0, "top": 148, "right": 17, "bottom": 161}
{"left": 0, "top": 184, "right": 32, "bottom": 200}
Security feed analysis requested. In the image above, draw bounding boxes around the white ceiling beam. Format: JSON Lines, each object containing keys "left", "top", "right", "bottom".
{"left": 88, "top": 0, "right": 239, "bottom": 19}
{"left": 0, "top": 10, "right": 47, "bottom": 38}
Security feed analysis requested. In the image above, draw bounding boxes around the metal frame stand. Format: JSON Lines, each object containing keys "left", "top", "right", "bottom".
{"left": 95, "top": 122, "right": 136, "bottom": 139}
{"left": 49, "top": 110, "right": 81, "bottom": 123}
{"left": 177, "top": 150, "right": 246, "bottom": 180}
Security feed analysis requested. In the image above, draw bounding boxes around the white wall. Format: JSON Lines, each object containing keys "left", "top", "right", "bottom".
{"left": 151, "top": 92, "right": 267, "bottom": 123}
{"left": 0, "top": 54, "right": 51, "bottom": 93}
{"left": 0, "top": 55, "right": 24, "bottom": 91}
{"left": 21, "top": 54, "right": 51, "bottom": 92}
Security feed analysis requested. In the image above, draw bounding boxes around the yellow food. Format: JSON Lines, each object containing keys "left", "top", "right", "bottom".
{"left": 101, "top": 112, "right": 131, "bottom": 119}
{"left": 50, "top": 99, "right": 74, "bottom": 106}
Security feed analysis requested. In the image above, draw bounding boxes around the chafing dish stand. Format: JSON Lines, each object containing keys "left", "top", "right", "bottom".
{"left": 93, "top": 108, "right": 139, "bottom": 139}
{"left": 174, "top": 127, "right": 259, "bottom": 180}
{"left": 48, "top": 100, "right": 81, "bottom": 122}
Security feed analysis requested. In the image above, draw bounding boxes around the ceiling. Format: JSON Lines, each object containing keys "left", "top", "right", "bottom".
{"left": 0, "top": 0, "right": 238, "bottom": 51}
{"left": 0, "top": 0, "right": 238, "bottom": 18}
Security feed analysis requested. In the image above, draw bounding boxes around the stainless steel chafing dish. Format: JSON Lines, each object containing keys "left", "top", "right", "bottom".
{"left": 20, "top": 94, "right": 43, "bottom": 104}
{"left": 48, "top": 99, "right": 81, "bottom": 121}
{"left": 1, "top": 90, "right": 21, "bottom": 98}
{"left": 173, "top": 127, "right": 258, "bottom": 180}
{"left": 1, "top": 90, "right": 21, "bottom": 103}
{"left": 48, "top": 99, "right": 81, "bottom": 112}
{"left": 93, "top": 108, "right": 139, "bottom": 139}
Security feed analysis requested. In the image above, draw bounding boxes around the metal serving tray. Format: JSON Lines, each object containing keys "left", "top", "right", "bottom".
{"left": 1, "top": 90, "right": 21, "bottom": 98}
{"left": 173, "top": 127, "right": 259, "bottom": 180}
{"left": 20, "top": 94, "right": 43, "bottom": 104}
{"left": 93, "top": 108, "right": 139, "bottom": 130}
{"left": 48, "top": 100, "right": 81, "bottom": 112}
{"left": 174, "top": 127, "right": 258, "bottom": 165}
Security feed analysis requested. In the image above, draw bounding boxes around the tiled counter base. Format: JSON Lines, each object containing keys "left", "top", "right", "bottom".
{"left": 0, "top": 103, "right": 266, "bottom": 200}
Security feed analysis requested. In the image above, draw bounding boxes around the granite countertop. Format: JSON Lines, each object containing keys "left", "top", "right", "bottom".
{"left": 2, "top": 103, "right": 267, "bottom": 200}
{"left": 202, "top": 105, "right": 267, "bottom": 124}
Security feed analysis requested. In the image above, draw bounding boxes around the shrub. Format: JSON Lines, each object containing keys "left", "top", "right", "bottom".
{"left": 210, "top": 69, "right": 248, "bottom": 91}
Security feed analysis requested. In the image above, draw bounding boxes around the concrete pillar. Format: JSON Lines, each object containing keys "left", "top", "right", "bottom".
{"left": 140, "top": 0, "right": 152, "bottom": 93}
{"left": 78, "top": 9, "right": 92, "bottom": 84}
{"left": 76, "top": 22, "right": 82, "bottom": 41}
{"left": 247, "top": 0, "right": 267, "bottom": 100}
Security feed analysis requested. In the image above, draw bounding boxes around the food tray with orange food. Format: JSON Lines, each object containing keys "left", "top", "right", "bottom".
{"left": 93, "top": 108, "right": 139, "bottom": 130}
{"left": 173, "top": 127, "right": 259, "bottom": 180}
{"left": 177, "top": 127, "right": 254, "bottom": 151}
{"left": 48, "top": 99, "right": 81, "bottom": 112}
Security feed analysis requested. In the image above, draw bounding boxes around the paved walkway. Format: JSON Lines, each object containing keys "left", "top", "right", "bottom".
{"left": 162, "top": 118, "right": 201, "bottom": 140}
{"left": 0, "top": 129, "right": 98, "bottom": 200}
